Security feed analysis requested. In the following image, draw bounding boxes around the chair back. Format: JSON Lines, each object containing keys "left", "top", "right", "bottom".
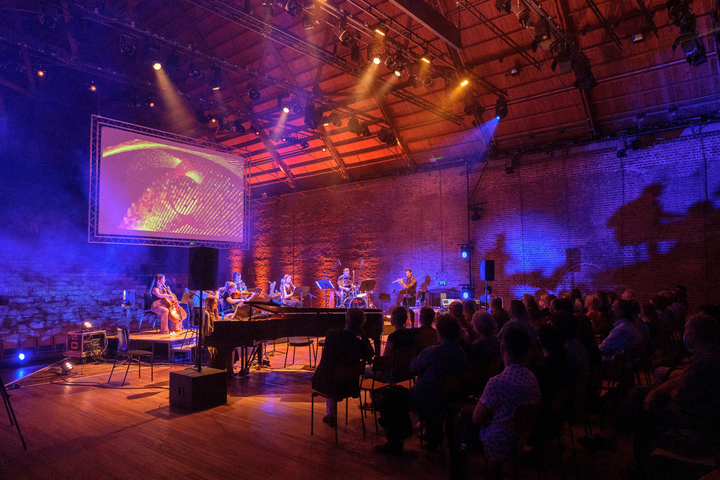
{"left": 371, "top": 354, "right": 394, "bottom": 375}
{"left": 117, "top": 326, "right": 130, "bottom": 354}
{"left": 392, "top": 346, "right": 417, "bottom": 384}
{"left": 143, "top": 292, "right": 153, "bottom": 311}
{"left": 333, "top": 360, "right": 366, "bottom": 399}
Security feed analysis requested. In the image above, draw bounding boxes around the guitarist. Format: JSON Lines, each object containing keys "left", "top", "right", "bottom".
{"left": 150, "top": 274, "right": 184, "bottom": 336}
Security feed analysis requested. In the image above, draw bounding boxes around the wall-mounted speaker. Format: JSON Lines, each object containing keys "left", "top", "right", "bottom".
{"left": 480, "top": 260, "right": 495, "bottom": 281}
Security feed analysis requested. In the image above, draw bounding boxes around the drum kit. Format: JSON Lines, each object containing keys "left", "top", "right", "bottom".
{"left": 336, "top": 278, "right": 376, "bottom": 309}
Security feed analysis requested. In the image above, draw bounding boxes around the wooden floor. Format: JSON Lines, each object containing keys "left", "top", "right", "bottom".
{"left": 0, "top": 345, "right": 635, "bottom": 480}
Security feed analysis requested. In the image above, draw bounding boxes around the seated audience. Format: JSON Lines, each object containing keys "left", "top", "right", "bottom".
{"left": 384, "top": 307, "right": 416, "bottom": 357}
{"left": 538, "top": 293, "right": 556, "bottom": 322}
{"left": 462, "top": 299, "right": 479, "bottom": 343}
{"left": 523, "top": 294, "right": 541, "bottom": 327}
{"left": 466, "top": 311, "right": 502, "bottom": 395}
{"left": 599, "top": 299, "right": 642, "bottom": 360}
{"left": 375, "top": 314, "right": 467, "bottom": 455}
{"left": 312, "top": 308, "right": 374, "bottom": 428}
{"left": 498, "top": 299, "right": 539, "bottom": 346}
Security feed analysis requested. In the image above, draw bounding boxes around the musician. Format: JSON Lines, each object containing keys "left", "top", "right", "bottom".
{"left": 150, "top": 274, "right": 181, "bottom": 336}
{"left": 280, "top": 274, "right": 296, "bottom": 305}
{"left": 396, "top": 269, "right": 417, "bottom": 309}
{"left": 232, "top": 272, "right": 247, "bottom": 291}
{"left": 337, "top": 268, "right": 353, "bottom": 304}
{"left": 204, "top": 296, "right": 219, "bottom": 337}
{"left": 221, "top": 281, "right": 243, "bottom": 315}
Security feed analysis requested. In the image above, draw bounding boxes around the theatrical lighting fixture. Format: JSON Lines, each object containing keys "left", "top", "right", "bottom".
{"left": 120, "top": 43, "right": 136, "bottom": 57}
{"left": 250, "top": 125, "right": 259, "bottom": 135}
{"left": 505, "top": 157, "right": 516, "bottom": 174}
{"left": 460, "top": 79, "right": 469, "bottom": 87}
{"left": 348, "top": 116, "right": 360, "bottom": 135}
{"left": 359, "top": 123, "right": 371, "bottom": 137}
{"left": 327, "top": 112, "right": 342, "bottom": 127}
{"left": 495, "top": 97, "right": 509, "bottom": 120}
{"left": 248, "top": 87, "right": 261, "bottom": 101}
{"left": 393, "top": 60, "right": 406, "bottom": 77}
{"left": 420, "top": 54, "right": 432, "bottom": 64}
{"left": 384, "top": 55, "right": 398, "bottom": 69}
{"left": 531, "top": 19, "right": 554, "bottom": 52}
{"left": 302, "top": 13, "right": 315, "bottom": 30}
{"left": 471, "top": 206, "right": 482, "bottom": 222}
{"left": 508, "top": 68, "right": 519, "bottom": 76}
{"left": 668, "top": 0, "right": 706, "bottom": 66}
{"left": 461, "top": 286, "right": 473, "bottom": 300}
{"left": 551, "top": 47, "right": 573, "bottom": 73}
{"left": 153, "top": 62, "right": 162, "bottom": 70}
{"left": 18, "top": 352, "right": 26, "bottom": 361}
{"left": 460, "top": 244, "right": 471, "bottom": 259}
{"left": 39, "top": 10, "right": 57, "bottom": 29}
{"left": 322, "top": 146, "right": 327, "bottom": 152}
{"left": 292, "top": 100, "right": 304, "bottom": 115}
{"left": 282, "top": 105, "right": 290, "bottom": 114}
{"left": 572, "top": 62, "right": 597, "bottom": 90}
{"left": 61, "top": 361, "right": 74, "bottom": 375}
{"left": 285, "top": 0, "right": 302, "bottom": 17}
{"left": 423, "top": 76, "right": 435, "bottom": 88}
{"left": 210, "top": 67, "right": 222, "bottom": 91}
{"left": 374, "top": 24, "right": 388, "bottom": 36}
{"left": 37, "top": 69, "right": 45, "bottom": 77}
{"left": 372, "top": 54, "right": 382, "bottom": 65}
{"left": 378, "top": 127, "right": 398, "bottom": 146}
{"left": 89, "top": 84, "right": 97, "bottom": 91}
{"left": 496, "top": 0, "right": 511, "bottom": 14}
{"left": 631, "top": 33, "right": 644, "bottom": 44}
{"left": 617, "top": 139, "right": 628, "bottom": 158}
{"left": 233, "top": 119, "right": 246, "bottom": 134}
{"left": 304, "top": 103, "right": 318, "bottom": 129}
{"left": 351, "top": 44, "right": 361, "bottom": 62}
{"left": 189, "top": 62, "right": 203, "bottom": 80}
{"left": 511, "top": 0, "right": 531, "bottom": 27}
{"left": 337, "top": 28, "right": 359, "bottom": 48}
{"left": 299, "top": 140, "right": 309, "bottom": 149}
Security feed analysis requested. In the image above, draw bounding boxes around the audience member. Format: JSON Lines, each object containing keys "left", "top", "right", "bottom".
{"left": 384, "top": 307, "right": 415, "bottom": 356}
{"left": 465, "top": 311, "right": 502, "bottom": 395}
{"left": 498, "top": 299, "right": 539, "bottom": 346}
{"left": 312, "top": 308, "right": 374, "bottom": 428}
{"left": 415, "top": 306, "right": 439, "bottom": 352}
{"left": 490, "top": 297, "right": 511, "bottom": 333}
{"left": 462, "top": 299, "right": 479, "bottom": 343}
{"left": 376, "top": 315, "right": 467, "bottom": 455}
{"left": 523, "top": 294, "right": 541, "bottom": 327}
{"left": 598, "top": 299, "right": 642, "bottom": 360}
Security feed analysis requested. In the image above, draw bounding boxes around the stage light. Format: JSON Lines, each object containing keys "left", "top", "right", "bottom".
{"left": 423, "top": 76, "right": 435, "bottom": 88}
{"left": 531, "top": 18, "right": 554, "bottom": 52}
{"left": 40, "top": 11, "right": 57, "bottom": 29}
{"left": 495, "top": 97, "right": 509, "bottom": 120}
{"left": 384, "top": 55, "right": 397, "bottom": 69}
{"left": 508, "top": 68, "right": 519, "bottom": 76}
{"left": 373, "top": 55, "right": 382, "bottom": 65}
{"left": 83, "top": 321, "right": 93, "bottom": 329}
{"left": 304, "top": 103, "right": 318, "bottom": 129}
{"left": 61, "top": 361, "right": 74, "bottom": 375}
{"left": 617, "top": 139, "right": 628, "bottom": 158}
{"left": 394, "top": 64, "right": 406, "bottom": 77}
{"left": 233, "top": 119, "right": 246, "bottom": 134}
{"left": 285, "top": 0, "right": 302, "bottom": 17}
{"left": 18, "top": 353, "right": 26, "bottom": 361}
{"left": 153, "top": 62, "right": 162, "bottom": 70}
{"left": 292, "top": 100, "right": 304, "bottom": 115}
{"left": 511, "top": 0, "right": 531, "bottom": 27}
{"left": 327, "top": 112, "right": 342, "bottom": 127}
{"left": 572, "top": 62, "right": 597, "bottom": 90}
{"left": 462, "top": 291, "right": 470, "bottom": 300}
{"left": 374, "top": 25, "right": 388, "bottom": 36}
{"left": 471, "top": 207, "right": 482, "bottom": 221}
{"left": 302, "top": 13, "right": 315, "bottom": 30}
{"left": 420, "top": 54, "right": 432, "bottom": 64}
{"left": 348, "top": 116, "right": 360, "bottom": 135}
{"left": 211, "top": 66, "right": 222, "bottom": 91}
{"left": 359, "top": 123, "right": 371, "bottom": 137}
{"left": 248, "top": 87, "right": 261, "bottom": 101}
{"left": 89, "top": 84, "right": 97, "bottom": 91}
{"left": 250, "top": 125, "right": 259, "bottom": 135}
{"left": 37, "top": 70, "right": 45, "bottom": 77}
{"left": 378, "top": 127, "right": 397, "bottom": 146}
{"left": 189, "top": 62, "right": 203, "bottom": 80}
{"left": 496, "top": 0, "right": 511, "bottom": 14}
{"left": 631, "top": 33, "right": 644, "bottom": 44}
{"left": 460, "top": 79, "right": 469, "bottom": 87}
{"left": 282, "top": 105, "right": 290, "bottom": 114}
{"left": 505, "top": 157, "right": 516, "bottom": 174}
{"left": 120, "top": 43, "right": 136, "bottom": 57}
{"left": 149, "top": 102, "right": 155, "bottom": 107}
{"left": 299, "top": 140, "right": 309, "bottom": 149}
{"left": 460, "top": 244, "right": 471, "bottom": 259}
{"left": 322, "top": 146, "right": 327, "bottom": 152}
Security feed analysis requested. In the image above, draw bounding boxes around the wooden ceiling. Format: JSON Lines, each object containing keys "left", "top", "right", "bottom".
{"left": 2, "top": 0, "right": 719, "bottom": 196}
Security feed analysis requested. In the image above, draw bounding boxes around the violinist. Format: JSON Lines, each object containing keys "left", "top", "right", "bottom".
{"left": 221, "top": 281, "right": 243, "bottom": 316}
{"left": 151, "top": 274, "right": 182, "bottom": 336}
{"left": 232, "top": 272, "right": 255, "bottom": 302}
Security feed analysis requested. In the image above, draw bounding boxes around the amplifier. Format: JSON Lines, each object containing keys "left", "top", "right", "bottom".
{"left": 66, "top": 330, "right": 107, "bottom": 358}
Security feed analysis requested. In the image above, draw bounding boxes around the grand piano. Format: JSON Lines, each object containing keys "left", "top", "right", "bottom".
{"left": 204, "top": 299, "right": 385, "bottom": 376}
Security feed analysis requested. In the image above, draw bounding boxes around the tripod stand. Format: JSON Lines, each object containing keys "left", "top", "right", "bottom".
{"left": 1, "top": 374, "right": 27, "bottom": 450}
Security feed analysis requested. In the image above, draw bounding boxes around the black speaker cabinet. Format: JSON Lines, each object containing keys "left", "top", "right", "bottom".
{"left": 480, "top": 260, "right": 495, "bottom": 282}
{"left": 188, "top": 247, "right": 219, "bottom": 291}
{"left": 169, "top": 367, "right": 227, "bottom": 411}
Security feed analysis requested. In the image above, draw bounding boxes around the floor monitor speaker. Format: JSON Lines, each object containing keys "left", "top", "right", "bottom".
{"left": 169, "top": 367, "right": 226, "bottom": 411}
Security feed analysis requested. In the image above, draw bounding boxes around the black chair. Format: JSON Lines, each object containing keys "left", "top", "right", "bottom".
{"left": 284, "top": 336, "right": 316, "bottom": 368}
{"left": 138, "top": 292, "right": 159, "bottom": 332}
{"left": 311, "top": 360, "right": 366, "bottom": 444}
{"left": 108, "top": 326, "right": 154, "bottom": 386}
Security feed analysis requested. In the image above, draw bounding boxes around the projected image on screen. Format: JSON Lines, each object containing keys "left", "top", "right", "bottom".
{"left": 96, "top": 124, "right": 246, "bottom": 245}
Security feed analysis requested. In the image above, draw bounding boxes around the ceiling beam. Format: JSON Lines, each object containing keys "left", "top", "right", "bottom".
{"left": 374, "top": 92, "right": 415, "bottom": 171}
{"left": 317, "top": 125, "right": 350, "bottom": 180}
{"left": 388, "top": 0, "right": 462, "bottom": 51}
{"left": 635, "top": 0, "right": 659, "bottom": 39}
{"left": 256, "top": 127, "right": 296, "bottom": 188}
{"left": 582, "top": 0, "right": 622, "bottom": 50}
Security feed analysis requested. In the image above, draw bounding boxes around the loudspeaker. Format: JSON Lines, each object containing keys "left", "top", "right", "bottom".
{"left": 169, "top": 367, "right": 227, "bottom": 411}
{"left": 188, "top": 247, "right": 219, "bottom": 291}
{"left": 480, "top": 260, "right": 495, "bottom": 281}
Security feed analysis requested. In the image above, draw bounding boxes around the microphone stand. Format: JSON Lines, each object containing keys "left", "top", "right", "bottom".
{"left": 0, "top": 374, "right": 26, "bottom": 450}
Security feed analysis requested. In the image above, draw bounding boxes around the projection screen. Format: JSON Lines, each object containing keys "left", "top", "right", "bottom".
{"left": 89, "top": 116, "right": 249, "bottom": 248}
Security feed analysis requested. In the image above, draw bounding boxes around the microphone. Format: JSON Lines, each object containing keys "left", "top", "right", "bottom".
{"left": 338, "top": 260, "right": 342, "bottom": 266}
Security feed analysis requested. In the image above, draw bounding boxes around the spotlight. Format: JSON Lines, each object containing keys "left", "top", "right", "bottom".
{"left": 285, "top": 0, "right": 302, "bottom": 17}
{"left": 359, "top": 123, "right": 371, "bottom": 137}
{"left": 338, "top": 28, "right": 359, "bottom": 47}
{"left": 460, "top": 79, "right": 469, "bottom": 87}
{"left": 189, "top": 63, "right": 203, "bottom": 80}
{"left": 322, "top": 146, "right": 327, "bottom": 152}
{"left": 302, "top": 13, "right": 315, "bottom": 30}
{"left": 378, "top": 127, "right": 397, "bottom": 146}
{"left": 495, "top": 0, "right": 511, "bottom": 14}
{"left": 460, "top": 244, "right": 471, "bottom": 259}
{"left": 250, "top": 125, "right": 259, "bottom": 135}
{"left": 511, "top": 0, "right": 531, "bottom": 27}
{"left": 471, "top": 207, "right": 482, "bottom": 221}
{"left": 572, "top": 62, "right": 596, "bottom": 90}
{"left": 462, "top": 290, "right": 471, "bottom": 300}
{"left": 299, "top": 140, "right": 309, "bottom": 149}
{"left": 631, "top": 33, "right": 644, "bottom": 44}
{"left": 530, "top": 19, "right": 554, "bottom": 52}
{"left": 211, "top": 66, "right": 222, "bottom": 91}
{"left": 292, "top": 100, "right": 304, "bottom": 115}
{"left": 304, "top": 103, "right": 318, "bottom": 129}
{"left": 616, "top": 139, "right": 628, "bottom": 158}
{"left": 495, "top": 97, "right": 509, "bottom": 120}
{"left": 248, "top": 87, "right": 261, "bottom": 101}
{"left": 374, "top": 24, "right": 388, "bottom": 36}
{"left": 61, "top": 361, "right": 74, "bottom": 375}
{"left": 37, "top": 70, "right": 45, "bottom": 77}
{"left": 508, "top": 67, "right": 519, "bottom": 76}
{"left": 348, "top": 116, "right": 360, "bottom": 135}
{"left": 282, "top": 105, "right": 290, "bottom": 114}
{"left": 153, "top": 62, "right": 162, "bottom": 70}
{"left": 505, "top": 157, "right": 516, "bottom": 174}
{"left": 393, "top": 63, "right": 406, "bottom": 77}
{"left": 18, "top": 353, "right": 26, "bottom": 361}
{"left": 373, "top": 54, "right": 382, "bottom": 65}
{"left": 423, "top": 76, "right": 435, "bottom": 88}
{"left": 460, "top": 285, "right": 474, "bottom": 300}
{"left": 384, "top": 55, "right": 397, "bottom": 69}
{"left": 83, "top": 321, "right": 93, "bottom": 330}
{"left": 120, "top": 43, "right": 136, "bottom": 57}
{"left": 327, "top": 112, "right": 342, "bottom": 127}
{"left": 464, "top": 97, "right": 484, "bottom": 117}
{"left": 233, "top": 119, "right": 246, "bottom": 134}
{"left": 420, "top": 54, "right": 432, "bottom": 64}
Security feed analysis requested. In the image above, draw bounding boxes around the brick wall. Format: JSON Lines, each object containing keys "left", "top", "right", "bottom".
{"left": 230, "top": 131, "right": 720, "bottom": 311}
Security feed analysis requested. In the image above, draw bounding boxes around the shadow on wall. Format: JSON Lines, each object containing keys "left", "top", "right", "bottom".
{"left": 490, "top": 182, "right": 720, "bottom": 307}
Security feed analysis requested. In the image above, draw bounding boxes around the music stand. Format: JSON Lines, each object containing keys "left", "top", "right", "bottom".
{"left": 0, "top": 374, "right": 26, "bottom": 450}
{"left": 295, "top": 286, "right": 310, "bottom": 307}
{"left": 315, "top": 279, "right": 335, "bottom": 308}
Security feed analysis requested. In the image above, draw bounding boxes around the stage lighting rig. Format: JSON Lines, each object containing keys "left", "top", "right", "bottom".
{"left": 511, "top": 0, "right": 531, "bottom": 27}
{"left": 302, "top": 12, "right": 316, "bottom": 30}
{"left": 460, "top": 244, "right": 472, "bottom": 259}
{"left": 210, "top": 67, "right": 222, "bottom": 91}
{"left": 348, "top": 116, "right": 360, "bottom": 135}
{"left": 188, "top": 62, "right": 203, "bottom": 80}
{"left": 232, "top": 119, "right": 246, "bottom": 134}
{"left": 378, "top": 127, "right": 398, "bottom": 146}
{"left": 572, "top": 61, "right": 597, "bottom": 90}
{"left": 327, "top": 112, "right": 342, "bottom": 127}
{"left": 248, "top": 87, "right": 261, "bottom": 101}
{"left": 495, "top": 97, "right": 509, "bottom": 120}
{"left": 530, "top": 18, "right": 554, "bottom": 52}
{"left": 496, "top": 0, "right": 512, "bottom": 14}
{"left": 616, "top": 139, "right": 628, "bottom": 158}
{"left": 285, "top": 0, "right": 302, "bottom": 17}
{"left": 668, "top": 0, "right": 706, "bottom": 66}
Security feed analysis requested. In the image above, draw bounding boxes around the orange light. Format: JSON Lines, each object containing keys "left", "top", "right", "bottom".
{"left": 153, "top": 62, "right": 162, "bottom": 70}
{"left": 37, "top": 70, "right": 45, "bottom": 77}
{"left": 460, "top": 79, "right": 469, "bottom": 87}
{"left": 89, "top": 85, "right": 97, "bottom": 91}
{"left": 421, "top": 56, "right": 431, "bottom": 64}
{"left": 149, "top": 102, "right": 155, "bottom": 107}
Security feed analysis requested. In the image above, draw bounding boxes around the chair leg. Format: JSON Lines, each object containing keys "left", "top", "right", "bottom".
{"left": 150, "top": 355, "right": 154, "bottom": 382}
{"left": 359, "top": 395, "right": 366, "bottom": 438}
{"left": 284, "top": 345, "right": 289, "bottom": 368}
{"left": 335, "top": 400, "right": 339, "bottom": 444}
{"left": 308, "top": 344, "right": 313, "bottom": 368}
{"left": 122, "top": 359, "right": 132, "bottom": 387}
{"left": 138, "top": 355, "right": 142, "bottom": 378}
{"left": 107, "top": 359, "right": 118, "bottom": 384}
{"left": 311, "top": 394, "right": 315, "bottom": 436}
{"left": 292, "top": 346, "right": 296, "bottom": 364}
